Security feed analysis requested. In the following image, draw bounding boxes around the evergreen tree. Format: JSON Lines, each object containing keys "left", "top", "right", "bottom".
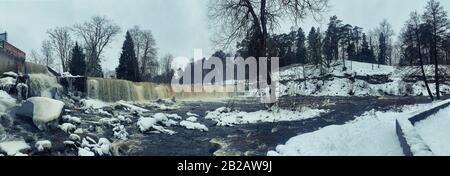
{"left": 69, "top": 42, "right": 86, "bottom": 76}
{"left": 307, "top": 27, "right": 323, "bottom": 66}
{"left": 359, "top": 33, "right": 375, "bottom": 64}
{"left": 296, "top": 27, "right": 308, "bottom": 64}
{"left": 116, "top": 31, "right": 140, "bottom": 82}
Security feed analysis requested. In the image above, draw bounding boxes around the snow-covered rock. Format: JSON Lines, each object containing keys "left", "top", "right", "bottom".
{"left": 153, "top": 113, "right": 169, "bottom": 122}
{"left": 16, "top": 97, "right": 65, "bottom": 130}
{"left": 137, "top": 117, "right": 176, "bottom": 135}
{"left": 2, "top": 71, "right": 18, "bottom": 78}
{"left": 0, "top": 77, "right": 16, "bottom": 90}
{"left": 59, "top": 123, "right": 77, "bottom": 133}
{"left": 78, "top": 147, "right": 95, "bottom": 156}
{"left": 179, "top": 121, "right": 208, "bottom": 132}
{"left": 62, "top": 115, "right": 81, "bottom": 124}
{"left": 0, "top": 140, "right": 30, "bottom": 156}
{"left": 205, "top": 107, "right": 328, "bottom": 126}
{"left": 186, "top": 117, "right": 198, "bottom": 122}
{"left": 35, "top": 140, "right": 52, "bottom": 152}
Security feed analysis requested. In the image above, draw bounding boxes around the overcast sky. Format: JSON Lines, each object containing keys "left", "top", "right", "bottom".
{"left": 1, "top": 0, "right": 449, "bottom": 71}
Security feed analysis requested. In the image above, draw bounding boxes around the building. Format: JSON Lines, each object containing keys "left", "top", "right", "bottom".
{"left": 0, "top": 32, "right": 26, "bottom": 74}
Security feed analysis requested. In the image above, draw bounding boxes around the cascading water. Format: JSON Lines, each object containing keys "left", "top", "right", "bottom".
{"left": 87, "top": 77, "right": 172, "bottom": 102}
{"left": 28, "top": 74, "right": 62, "bottom": 98}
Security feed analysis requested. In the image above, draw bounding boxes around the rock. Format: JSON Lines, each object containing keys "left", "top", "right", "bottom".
{"left": 35, "top": 140, "right": 52, "bottom": 152}
{"left": 16, "top": 97, "right": 65, "bottom": 130}
{"left": 0, "top": 140, "right": 30, "bottom": 156}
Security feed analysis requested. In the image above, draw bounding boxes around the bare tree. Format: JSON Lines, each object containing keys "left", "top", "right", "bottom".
{"left": 47, "top": 27, "right": 74, "bottom": 72}
{"left": 73, "top": 16, "right": 121, "bottom": 77}
{"left": 209, "top": 0, "right": 329, "bottom": 57}
{"left": 160, "top": 54, "right": 173, "bottom": 75}
{"left": 41, "top": 40, "right": 55, "bottom": 68}
{"left": 129, "top": 26, "right": 158, "bottom": 81}
{"left": 29, "top": 50, "right": 44, "bottom": 65}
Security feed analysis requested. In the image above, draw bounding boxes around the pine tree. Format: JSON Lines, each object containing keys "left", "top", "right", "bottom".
{"left": 360, "top": 34, "right": 375, "bottom": 64}
{"left": 116, "top": 31, "right": 140, "bottom": 82}
{"left": 69, "top": 42, "right": 86, "bottom": 76}
{"left": 296, "top": 27, "right": 307, "bottom": 64}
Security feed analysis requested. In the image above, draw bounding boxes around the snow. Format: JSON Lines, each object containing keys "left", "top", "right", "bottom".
{"left": 186, "top": 116, "right": 198, "bottom": 122}
{"left": 0, "top": 77, "right": 16, "bottom": 90}
{"left": 22, "top": 97, "right": 65, "bottom": 130}
{"left": 0, "top": 140, "right": 30, "bottom": 156}
{"left": 78, "top": 147, "right": 95, "bottom": 156}
{"left": 153, "top": 113, "right": 169, "bottom": 122}
{"left": 416, "top": 106, "right": 450, "bottom": 156}
{"left": 81, "top": 99, "right": 112, "bottom": 109}
{"left": 276, "top": 61, "right": 450, "bottom": 97}
{"left": 0, "top": 90, "right": 16, "bottom": 114}
{"left": 205, "top": 107, "right": 328, "bottom": 126}
{"left": 118, "top": 101, "right": 150, "bottom": 113}
{"left": 2, "top": 71, "right": 18, "bottom": 78}
{"left": 59, "top": 123, "right": 77, "bottom": 133}
{"left": 179, "top": 121, "right": 209, "bottom": 132}
{"left": 62, "top": 115, "right": 81, "bottom": 124}
{"left": 35, "top": 140, "right": 52, "bottom": 152}
{"left": 137, "top": 116, "right": 176, "bottom": 135}
{"left": 396, "top": 118, "right": 433, "bottom": 156}
{"left": 69, "top": 134, "right": 81, "bottom": 141}
{"left": 268, "top": 102, "right": 448, "bottom": 156}
{"left": 79, "top": 137, "right": 112, "bottom": 156}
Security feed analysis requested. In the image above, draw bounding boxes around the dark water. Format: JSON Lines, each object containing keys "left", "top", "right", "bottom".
{"left": 126, "top": 96, "right": 432, "bottom": 156}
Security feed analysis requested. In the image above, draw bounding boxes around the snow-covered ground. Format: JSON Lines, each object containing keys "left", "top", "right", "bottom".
{"left": 276, "top": 61, "right": 450, "bottom": 97}
{"left": 205, "top": 107, "right": 328, "bottom": 126}
{"left": 415, "top": 106, "right": 450, "bottom": 156}
{"left": 268, "top": 101, "right": 450, "bottom": 156}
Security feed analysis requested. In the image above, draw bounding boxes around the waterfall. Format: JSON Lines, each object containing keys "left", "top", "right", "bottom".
{"left": 87, "top": 77, "right": 172, "bottom": 102}
{"left": 28, "top": 74, "right": 62, "bottom": 98}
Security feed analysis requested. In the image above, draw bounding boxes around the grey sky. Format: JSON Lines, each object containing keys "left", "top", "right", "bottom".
{"left": 1, "top": 0, "right": 449, "bottom": 71}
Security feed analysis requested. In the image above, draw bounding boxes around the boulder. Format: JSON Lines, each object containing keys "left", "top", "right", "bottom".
{"left": 16, "top": 97, "right": 65, "bottom": 130}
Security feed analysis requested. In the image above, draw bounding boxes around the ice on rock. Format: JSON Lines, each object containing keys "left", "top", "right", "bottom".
{"left": 35, "top": 140, "right": 52, "bottom": 152}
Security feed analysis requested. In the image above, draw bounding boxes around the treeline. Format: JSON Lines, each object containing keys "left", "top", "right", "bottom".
{"left": 29, "top": 16, "right": 173, "bottom": 83}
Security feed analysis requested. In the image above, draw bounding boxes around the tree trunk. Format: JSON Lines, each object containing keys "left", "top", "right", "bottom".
{"left": 417, "top": 33, "right": 434, "bottom": 101}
